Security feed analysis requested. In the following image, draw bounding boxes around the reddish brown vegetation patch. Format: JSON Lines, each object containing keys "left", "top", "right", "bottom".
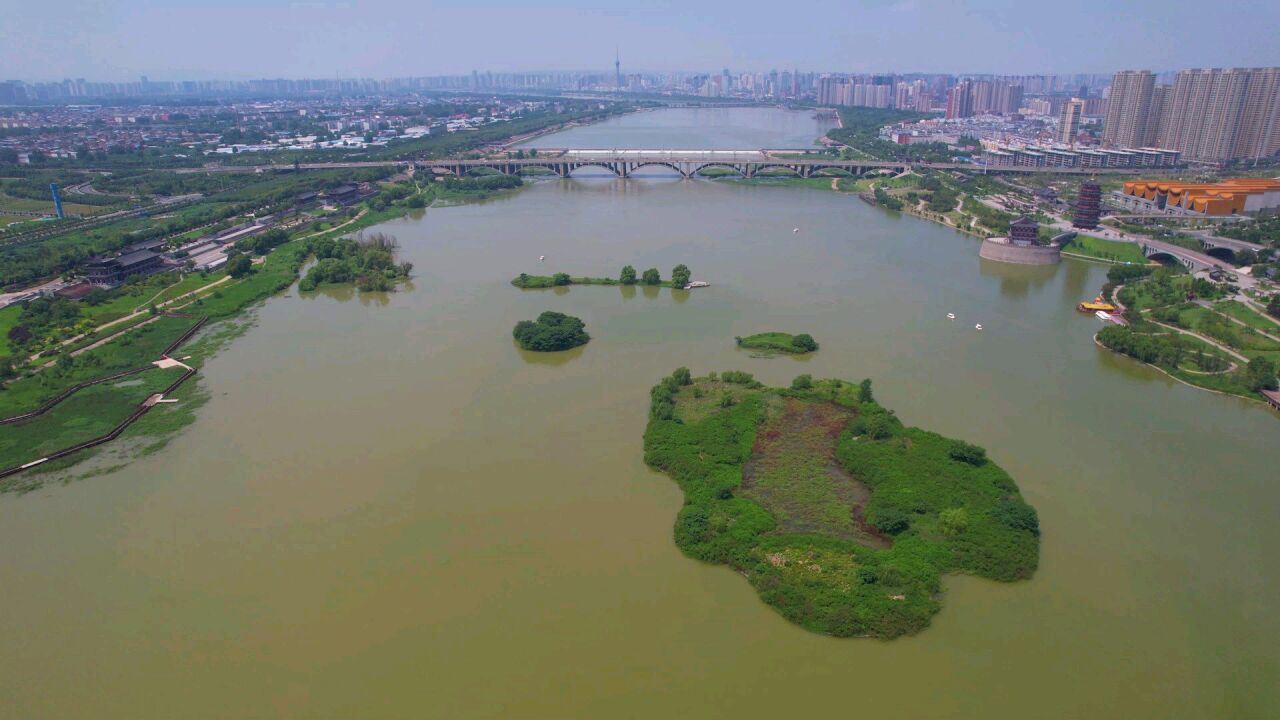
{"left": 740, "top": 398, "right": 891, "bottom": 548}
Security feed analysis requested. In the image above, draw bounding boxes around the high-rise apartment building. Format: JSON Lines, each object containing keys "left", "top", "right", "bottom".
{"left": 1148, "top": 84, "right": 1171, "bottom": 145}
{"left": 946, "top": 82, "right": 973, "bottom": 119}
{"left": 1233, "top": 67, "right": 1280, "bottom": 161}
{"left": 1157, "top": 67, "right": 1280, "bottom": 162}
{"left": 1103, "top": 70, "right": 1156, "bottom": 148}
{"left": 1059, "top": 99, "right": 1085, "bottom": 144}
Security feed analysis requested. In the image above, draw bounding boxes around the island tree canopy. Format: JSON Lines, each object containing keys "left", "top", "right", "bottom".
{"left": 512, "top": 311, "right": 590, "bottom": 352}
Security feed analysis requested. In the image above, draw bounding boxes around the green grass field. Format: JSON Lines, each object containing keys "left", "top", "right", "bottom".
{"left": 1064, "top": 235, "right": 1150, "bottom": 264}
{"left": 0, "top": 365, "right": 185, "bottom": 470}
{"left": 1215, "top": 300, "right": 1280, "bottom": 333}
{"left": 0, "top": 314, "right": 199, "bottom": 417}
{"left": 0, "top": 304, "right": 21, "bottom": 357}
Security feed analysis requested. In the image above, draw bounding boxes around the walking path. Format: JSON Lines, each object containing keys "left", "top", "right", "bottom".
{"left": 1145, "top": 316, "right": 1250, "bottom": 363}
{"left": 1241, "top": 297, "right": 1280, "bottom": 329}
{"left": 27, "top": 274, "right": 231, "bottom": 366}
{"left": 1194, "top": 300, "right": 1280, "bottom": 343}
{"left": 0, "top": 316, "right": 208, "bottom": 481}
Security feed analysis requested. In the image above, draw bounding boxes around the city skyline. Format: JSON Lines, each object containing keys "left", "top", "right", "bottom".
{"left": 3, "top": 0, "right": 1280, "bottom": 82}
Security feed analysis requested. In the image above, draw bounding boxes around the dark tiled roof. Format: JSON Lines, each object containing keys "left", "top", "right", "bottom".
{"left": 112, "top": 249, "right": 161, "bottom": 267}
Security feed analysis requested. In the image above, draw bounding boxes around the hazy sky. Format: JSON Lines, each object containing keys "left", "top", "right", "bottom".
{"left": 3, "top": 0, "right": 1279, "bottom": 81}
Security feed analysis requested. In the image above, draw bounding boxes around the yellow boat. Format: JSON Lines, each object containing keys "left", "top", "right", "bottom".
{"left": 1078, "top": 296, "right": 1117, "bottom": 313}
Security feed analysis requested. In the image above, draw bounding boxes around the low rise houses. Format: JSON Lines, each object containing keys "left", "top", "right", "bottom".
{"left": 980, "top": 144, "right": 1180, "bottom": 169}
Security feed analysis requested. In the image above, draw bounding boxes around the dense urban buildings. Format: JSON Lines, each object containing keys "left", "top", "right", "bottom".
{"left": 1103, "top": 67, "right": 1280, "bottom": 163}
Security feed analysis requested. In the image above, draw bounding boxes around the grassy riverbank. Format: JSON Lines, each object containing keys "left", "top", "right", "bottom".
{"left": 0, "top": 365, "right": 186, "bottom": 470}
{"left": 644, "top": 369, "right": 1040, "bottom": 638}
{"left": 1063, "top": 235, "right": 1149, "bottom": 265}
{"left": 1097, "top": 268, "right": 1280, "bottom": 401}
{"left": 0, "top": 199, "right": 435, "bottom": 485}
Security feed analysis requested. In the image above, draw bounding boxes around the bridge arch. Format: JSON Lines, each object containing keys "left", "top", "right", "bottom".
{"left": 692, "top": 162, "right": 749, "bottom": 177}
{"left": 1204, "top": 245, "right": 1236, "bottom": 262}
{"left": 565, "top": 162, "right": 623, "bottom": 178}
{"left": 514, "top": 163, "right": 561, "bottom": 176}
{"left": 1142, "top": 246, "right": 1195, "bottom": 271}
{"left": 807, "top": 165, "right": 857, "bottom": 177}
{"left": 628, "top": 161, "right": 688, "bottom": 177}
{"left": 752, "top": 163, "right": 804, "bottom": 177}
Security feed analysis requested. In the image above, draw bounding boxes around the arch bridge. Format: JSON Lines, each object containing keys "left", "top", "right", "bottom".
{"left": 1139, "top": 241, "right": 1218, "bottom": 272}
{"left": 428, "top": 152, "right": 907, "bottom": 179}
{"left": 422, "top": 151, "right": 1150, "bottom": 178}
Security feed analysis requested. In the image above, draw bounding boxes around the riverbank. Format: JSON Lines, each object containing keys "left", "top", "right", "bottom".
{"left": 0, "top": 188, "right": 463, "bottom": 486}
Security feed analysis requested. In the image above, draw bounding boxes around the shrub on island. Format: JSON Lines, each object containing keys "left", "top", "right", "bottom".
{"left": 735, "top": 332, "right": 819, "bottom": 354}
{"left": 512, "top": 311, "right": 590, "bottom": 352}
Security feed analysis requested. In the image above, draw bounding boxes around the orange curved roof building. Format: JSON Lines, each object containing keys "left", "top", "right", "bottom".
{"left": 1123, "top": 178, "right": 1280, "bottom": 215}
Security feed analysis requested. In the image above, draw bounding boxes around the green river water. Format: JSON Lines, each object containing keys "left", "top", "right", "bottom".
{"left": 0, "top": 109, "right": 1276, "bottom": 718}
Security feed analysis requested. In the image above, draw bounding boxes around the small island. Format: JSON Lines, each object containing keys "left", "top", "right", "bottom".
{"left": 512, "top": 264, "right": 696, "bottom": 289}
{"left": 299, "top": 231, "right": 413, "bottom": 292}
{"left": 644, "top": 369, "right": 1040, "bottom": 638}
{"left": 512, "top": 311, "right": 590, "bottom": 352}
{"left": 736, "top": 332, "right": 819, "bottom": 354}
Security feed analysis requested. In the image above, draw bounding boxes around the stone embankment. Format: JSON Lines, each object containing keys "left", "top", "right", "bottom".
{"left": 979, "top": 238, "right": 1061, "bottom": 265}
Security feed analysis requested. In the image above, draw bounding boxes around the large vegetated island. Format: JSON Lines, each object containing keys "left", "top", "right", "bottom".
{"left": 512, "top": 311, "right": 590, "bottom": 352}
{"left": 644, "top": 369, "right": 1040, "bottom": 638}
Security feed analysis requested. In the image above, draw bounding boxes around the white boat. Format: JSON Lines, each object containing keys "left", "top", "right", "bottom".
{"left": 947, "top": 313, "right": 956, "bottom": 320}
{"left": 793, "top": 227, "right": 799, "bottom": 233}
{"left": 1095, "top": 310, "right": 1111, "bottom": 321}
{"left": 683, "top": 281, "right": 710, "bottom": 289}
{"left": 539, "top": 255, "right": 545, "bottom": 262}
{"left": 975, "top": 323, "right": 983, "bottom": 331}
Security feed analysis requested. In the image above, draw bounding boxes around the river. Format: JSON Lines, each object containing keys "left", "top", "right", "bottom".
{"left": 0, "top": 109, "right": 1276, "bottom": 719}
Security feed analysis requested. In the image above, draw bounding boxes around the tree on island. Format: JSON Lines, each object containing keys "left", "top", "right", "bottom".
{"left": 792, "top": 333, "right": 818, "bottom": 352}
{"left": 642, "top": 268, "right": 661, "bottom": 285}
{"left": 553, "top": 272, "right": 571, "bottom": 286}
{"left": 512, "top": 311, "right": 590, "bottom": 352}
{"left": 620, "top": 265, "right": 637, "bottom": 285}
{"left": 671, "top": 264, "right": 691, "bottom": 288}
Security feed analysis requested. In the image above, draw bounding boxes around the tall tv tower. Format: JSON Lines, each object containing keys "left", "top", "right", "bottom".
{"left": 615, "top": 48, "right": 622, "bottom": 89}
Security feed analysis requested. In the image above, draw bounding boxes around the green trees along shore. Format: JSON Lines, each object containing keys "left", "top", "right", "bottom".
{"left": 643, "top": 369, "right": 1040, "bottom": 638}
